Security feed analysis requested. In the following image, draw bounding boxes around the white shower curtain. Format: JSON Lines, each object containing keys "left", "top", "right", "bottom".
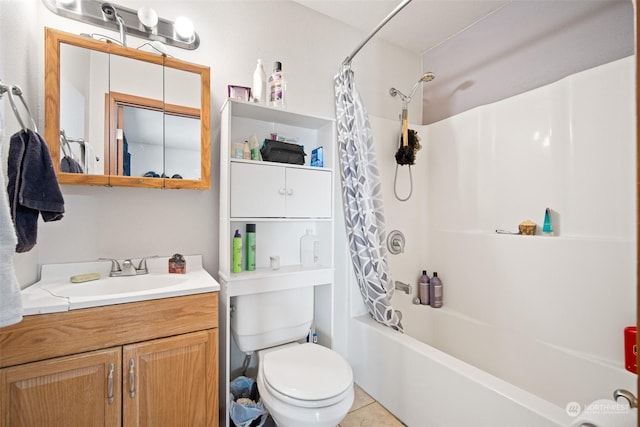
{"left": 334, "top": 65, "right": 403, "bottom": 332}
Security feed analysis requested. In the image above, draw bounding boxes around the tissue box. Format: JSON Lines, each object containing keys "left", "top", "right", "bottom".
{"left": 228, "top": 85, "right": 251, "bottom": 101}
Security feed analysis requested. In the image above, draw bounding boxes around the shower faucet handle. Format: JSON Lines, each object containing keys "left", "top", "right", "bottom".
{"left": 387, "top": 230, "right": 405, "bottom": 254}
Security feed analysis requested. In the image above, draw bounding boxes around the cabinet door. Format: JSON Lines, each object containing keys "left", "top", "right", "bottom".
{"left": 230, "top": 162, "right": 285, "bottom": 217}
{"left": 123, "top": 329, "right": 218, "bottom": 427}
{"left": 285, "top": 168, "right": 332, "bottom": 218}
{"left": 0, "top": 347, "right": 121, "bottom": 427}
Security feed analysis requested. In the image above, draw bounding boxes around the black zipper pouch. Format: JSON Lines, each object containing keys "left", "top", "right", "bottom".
{"left": 260, "top": 139, "right": 306, "bottom": 165}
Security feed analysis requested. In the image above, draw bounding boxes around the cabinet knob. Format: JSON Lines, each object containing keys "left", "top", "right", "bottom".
{"left": 286, "top": 188, "right": 294, "bottom": 196}
{"left": 279, "top": 188, "right": 286, "bottom": 195}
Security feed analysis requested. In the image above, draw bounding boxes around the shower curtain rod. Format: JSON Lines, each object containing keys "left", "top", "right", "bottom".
{"left": 342, "top": 0, "right": 413, "bottom": 66}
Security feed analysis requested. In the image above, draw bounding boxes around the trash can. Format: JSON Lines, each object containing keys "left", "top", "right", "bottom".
{"left": 229, "top": 376, "right": 269, "bottom": 427}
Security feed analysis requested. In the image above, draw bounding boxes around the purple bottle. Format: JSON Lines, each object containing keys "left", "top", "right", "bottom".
{"left": 430, "top": 272, "right": 443, "bottom": 308}
{"left": 418, "top": 270, "right": 430, "bottom": 305}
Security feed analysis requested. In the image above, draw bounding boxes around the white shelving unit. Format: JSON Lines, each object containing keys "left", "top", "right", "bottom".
{"left": 218, "top": 99, "right": 336, "bottom": 427}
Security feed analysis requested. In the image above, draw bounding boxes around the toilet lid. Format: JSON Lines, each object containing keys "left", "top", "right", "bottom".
{"left": 262, "top": 343, "right": 353, "bottom": 401}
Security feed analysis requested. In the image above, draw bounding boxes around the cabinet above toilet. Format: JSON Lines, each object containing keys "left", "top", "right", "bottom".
{"left": 218, "top": 100, "right": 337, "bottom": 427}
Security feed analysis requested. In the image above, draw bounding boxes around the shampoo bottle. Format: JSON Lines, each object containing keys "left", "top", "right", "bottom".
{"left": 269, "top": 61, "right": 285, "bottom": 107}
{"left": 300, "top": 229, "right": 319, "bottom": 267}
{"left": 246, "top": 224, "right": 256, "bottom": 271}
{"left": 252, "top": 59, "right": 266, "bottom": 104}
{"left": 418, "top": 270, "right": 430, "bottom": 305}
{"left": 430, "top": 272, "right": 443, "bottom": 308}
{"left": 232, "top": 230, "right": 242, "bottom": 273}
{"left": 542, "top": 208, "right": 554, "bottom": 235}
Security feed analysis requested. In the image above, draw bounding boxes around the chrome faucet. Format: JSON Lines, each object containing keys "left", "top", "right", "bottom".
{"left": 100, "top": 258, "right": 136, "bottom": 277}
{"left": 100, "top": 256, "right": 156, "bottom": 277}
{"left": 614, "top": 388, "right": 638, "bottom": 409}
{"left": 135, "top": 256, "right": 158, "bottom": 275}
{"left": 394, "top": 280, "right": 412, "bottom": 295}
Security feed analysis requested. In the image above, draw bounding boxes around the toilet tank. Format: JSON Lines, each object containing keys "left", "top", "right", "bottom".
{"left": 230, "top": 286, "right": 314, "bottom": 353}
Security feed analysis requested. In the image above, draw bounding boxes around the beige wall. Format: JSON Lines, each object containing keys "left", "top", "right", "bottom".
{"left": 1, "top": 0, "right": 420, "bottom": 287}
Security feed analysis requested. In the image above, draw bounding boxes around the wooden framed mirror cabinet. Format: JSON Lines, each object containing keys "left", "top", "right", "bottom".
{"left": 44, "top": 27, "right": 211, "bottom": 189}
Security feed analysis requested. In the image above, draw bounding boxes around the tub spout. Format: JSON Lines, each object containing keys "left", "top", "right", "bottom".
{"left": 614, "top": 389, "right": 637, "bottom": 408}
{"left": 395, "top": 281, "right": 412, "bottom": 294}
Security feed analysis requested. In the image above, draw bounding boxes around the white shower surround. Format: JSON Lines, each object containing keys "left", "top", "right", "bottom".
{"left": 345, "top": 56, "right": 636, "bottom": 425}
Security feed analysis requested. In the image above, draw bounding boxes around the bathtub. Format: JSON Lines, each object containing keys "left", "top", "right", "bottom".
{"left": 347, "top": 314, "right": 574, "bottom": 427}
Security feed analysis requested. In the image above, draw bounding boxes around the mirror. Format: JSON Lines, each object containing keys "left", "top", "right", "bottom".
{"left": 45, "top": 27, "right": 211, "bottom": 189}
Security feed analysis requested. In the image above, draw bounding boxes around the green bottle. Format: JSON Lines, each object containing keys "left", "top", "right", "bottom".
{"left": 232, "top": 229, "right": 242, "bottom": 273}
{"left": 246, "top": 224, "right": 256, "bottom": 271}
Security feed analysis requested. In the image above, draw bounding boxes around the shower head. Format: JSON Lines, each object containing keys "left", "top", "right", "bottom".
{"left": 390, "top": 72, "right": 436, "bottom": 103}
{"left": 407, "top": 71, "right": 435, "bottom": 100}
{"left": 420, "top": 72, "right": 436, "bottom": 83}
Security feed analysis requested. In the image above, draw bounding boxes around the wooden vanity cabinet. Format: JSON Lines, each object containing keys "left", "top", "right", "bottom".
{"left": 0, "top": 293, "right": 218, "bottom": 427}
{"left": 1, "top": 347, "right": 122, "bottom": 426}
{"left": 123, "top": 330, "right": 217, "bottom": 427}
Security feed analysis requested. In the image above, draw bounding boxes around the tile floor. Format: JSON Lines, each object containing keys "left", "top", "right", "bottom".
{"left": 261, "top": 384, "right": 404, "bottom": 427}
{"left": 338, "top": 384, "right": 405, "bottom": 427}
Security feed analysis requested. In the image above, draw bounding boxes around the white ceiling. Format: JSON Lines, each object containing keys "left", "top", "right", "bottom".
{"left": 294, "top": 0, "right": 634, "bottom": 124}
{"left": 293, "top": 0, "right": 509, "bottom": 55}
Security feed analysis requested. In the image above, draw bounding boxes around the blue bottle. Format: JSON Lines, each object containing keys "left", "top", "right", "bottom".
{"left": 543, "top": 208, "right": 554, "bottom": 235}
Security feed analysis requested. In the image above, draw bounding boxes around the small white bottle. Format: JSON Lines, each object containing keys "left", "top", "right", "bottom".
{"left": 300, "top": 229, "right": 319, "bottom": 267}
{"left": 269, "top": 61, "right": 286, "bottom": 108}
{"left": 252, "top": 59, "right": 266, "bottom": 104}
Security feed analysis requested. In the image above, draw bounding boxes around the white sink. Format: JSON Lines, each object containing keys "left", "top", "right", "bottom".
{"left": 21, "top": 255, "right": 220, "bottom": 314}
{"left": 45, "top": 274, "right": 188, "bottom": 299}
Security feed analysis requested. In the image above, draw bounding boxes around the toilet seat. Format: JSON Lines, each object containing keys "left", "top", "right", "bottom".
{"left": 261, "top": 343, "right": 353, "bottom": 408}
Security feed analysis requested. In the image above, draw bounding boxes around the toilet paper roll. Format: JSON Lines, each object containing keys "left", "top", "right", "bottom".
{"left": 569, "top": 399, "right": 636, "bottom": 427}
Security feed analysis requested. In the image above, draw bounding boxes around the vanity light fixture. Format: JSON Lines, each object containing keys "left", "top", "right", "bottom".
{"left": 55, "top": 0, "right": 80, "bottom": 13}
{"left": 174, "top": 16, "right": 195, "bottom": 42}
{"left": 137, "top": 5, "right": 158, "bottom": 31}
{"left": 41, "top": 0, "right": 200, "bottom": 50}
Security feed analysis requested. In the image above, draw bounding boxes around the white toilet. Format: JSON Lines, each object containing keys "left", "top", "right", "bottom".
{"left": 230, "top": 287, "right": 354, "bottom": 427}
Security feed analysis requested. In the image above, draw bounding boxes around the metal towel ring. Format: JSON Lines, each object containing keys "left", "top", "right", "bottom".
{"left": 4, "top": 84, "right": 38, "bottom": 133}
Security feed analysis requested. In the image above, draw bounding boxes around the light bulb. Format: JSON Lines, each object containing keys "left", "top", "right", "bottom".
{"left": 174, "top": 16, "right": 194, "bottom": 41}
{"left": 56, "top": 0, "right": 77, "bottom": 8}
{"left": 137, "top": 6, "right": 158, "bottom": 29}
